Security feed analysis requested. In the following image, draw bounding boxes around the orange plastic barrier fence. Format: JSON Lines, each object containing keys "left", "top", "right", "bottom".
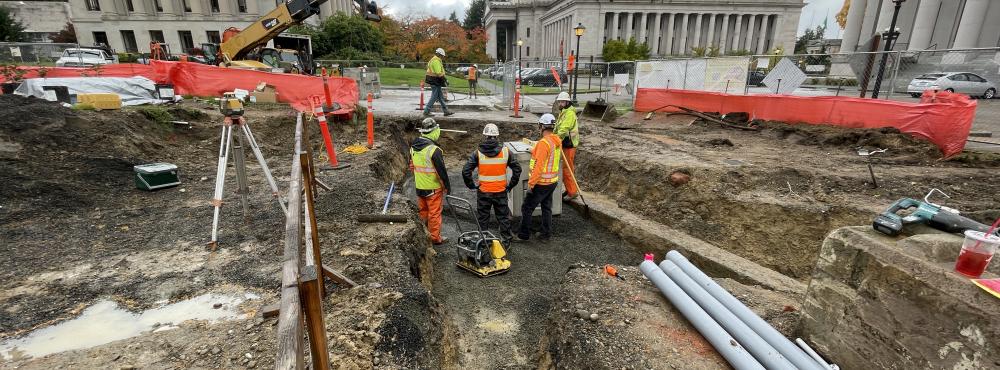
{"left": 634, "top": 88, "right": 977, "bottom": 158}
{"left": 5, "top": 61, "right": 358, "bottom": 113}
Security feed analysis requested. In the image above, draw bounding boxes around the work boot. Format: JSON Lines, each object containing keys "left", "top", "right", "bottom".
{"left": 443, "top": 111, "right": 455, "bottom": 116}
{"left": 512, "top": 234, "right": 529, "bottom": 242}
{"left": 433, "top": 237, "right": 449, "bottom": 245}
{"left": 422, "top": 111, "right": 432, "bottom": 117}
{"left": 564, "top": 193, "right": 579, "bottom": 201}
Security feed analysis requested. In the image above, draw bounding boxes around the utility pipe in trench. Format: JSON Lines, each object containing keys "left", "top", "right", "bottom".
{"left": 659, "top": 260, "right": 797, "bottom": 370}
{"left": 639, "top": 260, "right": 765, "bottom": 370}
{"left": 665, "top": 250, "right": 829, "bottom": 370}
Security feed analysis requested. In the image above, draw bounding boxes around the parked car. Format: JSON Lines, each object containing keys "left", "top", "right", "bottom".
{"left": 907, "top": 72, "right": 996, "bottom": 99}
{"left": 55, "top": 48, "right": 116, "bottom": 67}
{"left": 522, "top": 68, "right": 568, "bottom": 87}
{"left": 748, "top": 71, "right": 766, "bottom": 87}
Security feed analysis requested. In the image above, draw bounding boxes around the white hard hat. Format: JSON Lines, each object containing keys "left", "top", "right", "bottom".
{"left": 483, "top": 123, "right": 499, "bottom": 136}
{"left": 435, "top": 48, "right": 446, "bottom": 56}
{"left": 556, "top": 92, "right": 571, "bottom": 102}
{"left": 473, "top": 64, "right": 478, "bottom": 68}
{"left": 538, "top": 113, "right": 556, "bottom": 126}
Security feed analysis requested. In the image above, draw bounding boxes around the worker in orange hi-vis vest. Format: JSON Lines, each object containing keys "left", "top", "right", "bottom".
{"left": 467, "top": 64, "right": 479, "bottom": 99}
{"left": 461, "top": 123, "right": 522, "bottom": 242}
{"left": 514, "top": 114, "right": 562, "bottom": 243}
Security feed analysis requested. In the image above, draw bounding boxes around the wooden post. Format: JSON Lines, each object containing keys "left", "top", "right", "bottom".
{"left": 300, "top": 151, "right": 325, "bottom": 295}
{"left": 275, "top": 114, "right": 306, "bottom": 370}
{"left": 298, "top": 269, "right": 331, "bottom": 370}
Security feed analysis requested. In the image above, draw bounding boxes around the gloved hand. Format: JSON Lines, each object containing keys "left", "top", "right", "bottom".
{"left": 525, "top": 187, "right": 534, "bottom": 197}
{"left": 466, "top": 183, "right": 478, "bottom": 190}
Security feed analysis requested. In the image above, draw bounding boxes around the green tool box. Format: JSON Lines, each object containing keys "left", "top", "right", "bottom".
{"left": 134, "top": 163, "right": 181, "bottom": 191}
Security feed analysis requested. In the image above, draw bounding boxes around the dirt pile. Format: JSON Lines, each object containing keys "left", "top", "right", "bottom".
{"left": 536, "top": 265, "right": 801, "bottom": 369}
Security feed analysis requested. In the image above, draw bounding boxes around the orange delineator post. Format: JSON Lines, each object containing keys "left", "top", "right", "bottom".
{"left": 510, "top": 78, "right": 523, "bottom": 118}
{"left": 310, "top": 95, "right": 341, "bottom": 168}
{"left": 321, "top": 67, "right": 334, "bottom": 111}
{"left": 416, "top": 80, "right": 425, "bottom": 111}
{"left": 366, "top": 91, "right": 375, "bottom": 148}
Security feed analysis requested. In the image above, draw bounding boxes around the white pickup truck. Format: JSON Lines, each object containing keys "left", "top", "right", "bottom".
{"left": 55, "top": 48, "right": 118, "bottom": 67}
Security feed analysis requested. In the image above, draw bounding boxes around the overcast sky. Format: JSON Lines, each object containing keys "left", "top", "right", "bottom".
{"left": 379, "top": 0, "right": 846, "bottom": 38}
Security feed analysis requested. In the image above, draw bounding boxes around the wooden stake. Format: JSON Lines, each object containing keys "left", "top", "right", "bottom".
{"left": 298, "top": 270, "right": 330, "bottom": 370}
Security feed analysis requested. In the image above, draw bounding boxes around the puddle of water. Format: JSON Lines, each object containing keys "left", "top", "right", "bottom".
{"left": 0, "top": 293, "right": 258, "bottom": 361}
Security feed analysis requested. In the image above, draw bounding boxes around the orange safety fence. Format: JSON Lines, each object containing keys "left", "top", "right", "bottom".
{"left": 634, "top": 88, "right": 977, "bottom": 158}
{"left": 2, "top": 61, "right": 358, "bottom": 114}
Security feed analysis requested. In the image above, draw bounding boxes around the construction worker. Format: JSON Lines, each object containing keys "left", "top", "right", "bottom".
{"left": 468, "top": 64, "right": 479, "bottom": 99}
{"left": 553, "top": 91, "right": 580, "bottom": 200}
{"left": 461, "top": 123, "right": 522, "bottom": 241}
{"left": 424, "top": 47, "right": 453, "bottom": 117}
{"left": 411, "top": 118, "right": 451, "bottom": 245}
{"left": 514, "top": 114, "right": 561, "bottom": 242}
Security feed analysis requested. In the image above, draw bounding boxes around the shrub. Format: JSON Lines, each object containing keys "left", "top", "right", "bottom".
{"left": 135, "top": 105, "right": 174, "bottom": 123}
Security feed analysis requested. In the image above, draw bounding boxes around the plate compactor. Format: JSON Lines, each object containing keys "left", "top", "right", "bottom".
{"left": 445, "top": 195, "right": 511, "bottom": 277}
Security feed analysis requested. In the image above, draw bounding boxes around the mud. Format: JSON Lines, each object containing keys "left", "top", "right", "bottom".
{"left": 0, "top": 96, "right": 444, "bottom": 369}
{"left": 574, "top": 113, "right": 1000, "bottom": 280}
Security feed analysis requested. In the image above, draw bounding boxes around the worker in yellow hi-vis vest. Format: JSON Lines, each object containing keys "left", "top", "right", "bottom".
{"left": 410, "top": 118, "right": 451, "bottom": 244}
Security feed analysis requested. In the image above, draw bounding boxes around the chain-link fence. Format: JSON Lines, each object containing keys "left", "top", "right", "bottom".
{"left": 632, "top": 47, "right": 1000, "bottom": 102}
{"left": 0, "top": 43, "right": 83, "bottom": 65}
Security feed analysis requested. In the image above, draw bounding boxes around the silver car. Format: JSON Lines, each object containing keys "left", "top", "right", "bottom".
{"left": 907, "top": 72, "right": 996, "bottom": 99}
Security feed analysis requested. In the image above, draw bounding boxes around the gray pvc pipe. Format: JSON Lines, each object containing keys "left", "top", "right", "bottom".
{"left": 639, "top": 261, "right": 765, "bottom": 370}
{"left": 666, "top": 250, "right": 828, "bottom": 370}
{"left": 659, "top": 260, "right": 797, "bottom": 370}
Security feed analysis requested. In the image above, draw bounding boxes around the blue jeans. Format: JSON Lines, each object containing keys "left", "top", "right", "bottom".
{"left": 424, "top": 84, "right": 450, "bottom": 114}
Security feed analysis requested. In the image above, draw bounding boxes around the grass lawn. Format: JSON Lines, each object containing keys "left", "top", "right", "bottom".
{"left": 379, "top": 67, "right": 491, "bottom": 94}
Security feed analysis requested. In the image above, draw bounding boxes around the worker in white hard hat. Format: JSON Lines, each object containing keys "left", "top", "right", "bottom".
{"left": 553, "top": 91, "right": 580, "bottom": 200}
{"left": 514, "top": 114, "right": 562, "bottom": 242}
{"left": 467, "top": 63, "right": 479, "bottom": 99}
{"left": 411, "top": 117, "right": 451, "bottom": 245}
{"left": 424, "top": 47, "right": 453, "bottom": 117}
{"left": 462, "top": 123, "right": 522, "bottom": 242}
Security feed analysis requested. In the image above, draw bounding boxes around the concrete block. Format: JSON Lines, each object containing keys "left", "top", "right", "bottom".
{"left": 801, "top": 226, "right": 1000, "bottom": 369}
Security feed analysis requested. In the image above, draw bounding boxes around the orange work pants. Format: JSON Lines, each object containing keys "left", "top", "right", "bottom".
{"left": 562, "top": 147, "right": 579, "bottom": 196}
{"left": 418, "top": 189, "right": 444, "bottom": 243}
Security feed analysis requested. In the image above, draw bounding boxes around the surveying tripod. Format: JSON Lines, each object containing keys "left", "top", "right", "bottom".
{"left": 209, "top": 97, "right": 286, "bottom": 249}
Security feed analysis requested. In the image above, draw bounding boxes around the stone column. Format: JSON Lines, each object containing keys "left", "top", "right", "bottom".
{"left": 161, "top": 0, "right": 176, "bottom": 15}
{"left": 216, "top": 0, "right": 229, "bottom": 15}
{"left": 706, "top": 13, "right": 717, "bottom": 48}
{"left": 638, "top": 12, "right": 648, "bottom": 44}
{"left": 756, "top": 14, "right": 768, "bottom": 54}
{"left": 692, "top": 13, "right": 703, "bottom": 48}
{"left": 187, "top": 0, "right": 201, "bottom": 14}
{"left": 858, "top": 0, "right": 880, "bottom": 45}
{"left": 651, "top": 13, "right": 662, "bottom": 54}
{"left": 610, "top": 12, "right": 619, "bottom": 41}
{"left": 744, "top": 14, "right": 756, "bottom": 53}
{"left": 732, "top": 14, "right": 743, "bottom": 51}
{"left": 719, "top": 14, "right": 730, "bottom": 53}
{"left": 908, "top": 0, "right": 940, "bottom": 50}
{"left": 953, "top": 0, "right": 989, "bottom": 49}
{"left": 678, "top": 13, "right": 689, "bottom": 54}
{"left": 624, "top": 12, "right": 634, "bottom": 41}
{"left": 840, "top": 0, "right": 867, "bottom": 52}
{"left": 132, "top": 0, "right": 146, "bottom": 14}
{"left": 665, "top": 13, "right": 675, "bottom": 54}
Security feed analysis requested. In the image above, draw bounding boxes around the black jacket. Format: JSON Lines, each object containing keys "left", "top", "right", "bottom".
{"left": 461, "top": 139, "right": 522, "bottom": 193}
{"left": 411, "top": 136, "right": 450, "bottom": 197}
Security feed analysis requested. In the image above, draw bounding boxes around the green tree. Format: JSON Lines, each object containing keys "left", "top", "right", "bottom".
{"left": 0, "top": 6, "right": 24, "bottom": 42}
{"left": 311, "top": 12, "right": 385, "bottom": 60}
{"left": 601, "top": 38, "right": 649, "bottom": 61}
{"left": 448, "top": 11, "right": 459, "bottom": 24}
{"left": 794, "top": 23, "right": 826, "bottom": 54}
{"left": 462, "top": 0, "right": 486, "bottom": 31}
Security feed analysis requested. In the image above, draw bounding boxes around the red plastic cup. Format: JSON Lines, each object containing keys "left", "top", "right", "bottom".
{"left": 955, "top": 231, "right": 1000, "bottom": 278}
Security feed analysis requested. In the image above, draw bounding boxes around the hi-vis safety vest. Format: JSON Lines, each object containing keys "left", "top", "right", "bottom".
{"left": 412, "top": 145, "right": 443, "bottom": 190}
{"left": 477, "top": 147, "right": 509, "bottom": 193}
{"left": 530, "top": 135, "right": 561, "bottom": 185}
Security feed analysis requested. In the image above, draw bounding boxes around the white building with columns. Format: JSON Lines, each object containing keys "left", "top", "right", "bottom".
{"left": 485, "top": 0, "right": 805, "bottom": 62}
{"left": 840, "top": 0, "right": 1000, "bottom": 52}
{"left": 68, "top": 0, "right": 355, "bottom": 54}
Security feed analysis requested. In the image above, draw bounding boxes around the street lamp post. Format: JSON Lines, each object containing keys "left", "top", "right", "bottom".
{"left": 871, "top": 0, "right": 905, "bottom": 99}
{"left": 516, "top": 39, "right": 523, "bottom": 84}
{"left": 572, "top": 23, "right": 586, "bottom": 105}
